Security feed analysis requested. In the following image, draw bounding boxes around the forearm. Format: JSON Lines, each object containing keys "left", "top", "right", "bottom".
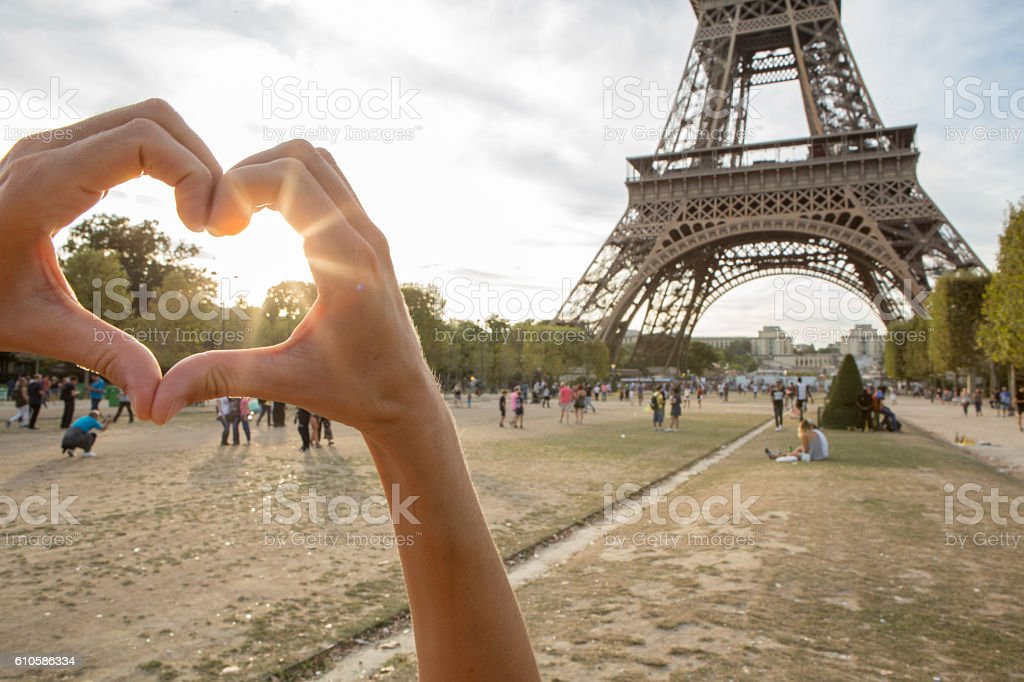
{"left": 363, "top": 384, "right": 539, "bottom": 681}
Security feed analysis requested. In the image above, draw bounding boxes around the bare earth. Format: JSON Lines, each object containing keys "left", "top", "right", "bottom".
{"left": 0, "top": 395, "right": 762, "bottom": 681}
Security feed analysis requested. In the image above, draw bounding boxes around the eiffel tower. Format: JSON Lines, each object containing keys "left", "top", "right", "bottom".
{"left": 558, "top": 0, "right": 984, "bottom": 368}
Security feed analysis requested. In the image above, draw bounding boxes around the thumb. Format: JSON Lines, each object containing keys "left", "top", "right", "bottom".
{"left": 23, "top": 307, "right": 162, "bottom": 420}
{"left": 151, "top": 347, "right": 291, "bottom": 424}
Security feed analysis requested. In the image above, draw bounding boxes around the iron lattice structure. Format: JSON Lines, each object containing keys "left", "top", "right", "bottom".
{"left": 558, "top": 0, "right": 984, "bottom": 368}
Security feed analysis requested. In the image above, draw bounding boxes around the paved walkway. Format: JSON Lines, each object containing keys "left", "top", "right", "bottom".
{"left": 892, "top": 396, "right": 1024, "bottom": 477}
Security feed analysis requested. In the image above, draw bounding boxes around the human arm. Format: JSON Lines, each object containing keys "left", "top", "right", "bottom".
{"left": 150, "top": 140, "right": 540, "bottom": 680}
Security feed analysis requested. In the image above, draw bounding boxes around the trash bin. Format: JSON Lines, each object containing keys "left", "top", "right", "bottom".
{"left": 272, "top": 401, "right": 286, "bottom": 427}
{"left": 0, "top": 386, "right": 7, "bottom": 401}
{"left": 106, "top": 385, "right": 120, "bottom": 407}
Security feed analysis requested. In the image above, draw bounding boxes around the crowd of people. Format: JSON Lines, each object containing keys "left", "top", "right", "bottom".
{"left": 4, "top": 373, "right": 340, "bottom": 456}
{"left": 5, "top": 373, "right": 120, "bottom": 456}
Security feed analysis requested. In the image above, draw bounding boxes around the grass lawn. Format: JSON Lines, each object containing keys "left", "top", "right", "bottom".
{"left": 506, "top": 424, "right": 1024, "bottom": 681}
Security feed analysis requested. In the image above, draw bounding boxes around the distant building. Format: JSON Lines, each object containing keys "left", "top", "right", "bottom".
{"left": 840, "top": 324, "right": 885, "bottom": 359}
{"left": 839, "top": 324, "right": 886, "bottom": 376}
{"left": 691, "top": 336, "right": 748, "bottom": 351}
{"left": 749, "top": 326, "right": 793, "bottom": 358}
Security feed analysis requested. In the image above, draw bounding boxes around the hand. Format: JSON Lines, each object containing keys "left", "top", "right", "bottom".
{"left": 152, "top": 140, "right": 438, "bottom": 436}
{"left": 0, "top": 100, "right": 221, "bottom": 419}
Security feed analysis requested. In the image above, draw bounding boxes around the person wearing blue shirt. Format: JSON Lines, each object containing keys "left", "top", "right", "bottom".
{"left": 88, "top": 375, "right": 106, "bottom": 411}
{"left": 61, "top": 409, "right": 110, "bottom": 458}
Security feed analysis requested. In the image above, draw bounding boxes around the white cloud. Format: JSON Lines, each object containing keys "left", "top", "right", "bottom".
{"left": 1, "top": 0, "right": 1019, "bottom": 344}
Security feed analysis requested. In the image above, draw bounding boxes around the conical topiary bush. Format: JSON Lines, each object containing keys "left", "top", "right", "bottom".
{"left": 820, "top": 353, "right": 865, "bottom": 429}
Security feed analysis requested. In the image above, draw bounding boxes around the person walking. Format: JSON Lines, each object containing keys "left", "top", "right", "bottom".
{"left": 668, "top": 387, "right": 682, "bottom": 432}
{"left": 112, "top": 386, "right": 134, "bottom": 423}
{"left": 26, "top": 374, "right": 44, "bottom": 429}
{"left": 771, "top": 380, "right": 785, "bottom": 432}
{"left": 295, "top": 407, "right": 312, "bottom": 452}
{"left": 499, "top": 389, "right": 507, "bottom": 427}
{"left": 88, "top": 375, "right": 105, "bottom": 411}
{"left": 255, "top": 398, "right": 270, "bottom": 427}
{"left": 310, "top": 413, "right": 322, "bottom": 448}
{"left": 973, "top": 387, "right": 983, "bottom": 416}
{"left": 558, "top": 383, "right": 573, "bottom": 424}
{"left": 6, "top": 377, "right": 29, "bottom": 428}
{"left": 216, "top": 396, "right": 240, "bottom": 446}
{"left": 59, "top": 376, "right": 78, "bottom": 428}
{"left": 513, "top": 387, "right": 525, "bottom": 429}
{"left": 238, "top": 396, "right": 252, "bottom": 445}
{"left": 1016, "top": 383, "right": 1024, "bottom": 432}
{"left": 574, "top": 384, "right": 586, "bottom": 425}
{"left": 318, "top": 416, "right": 335, "bottom": 446}
{"left": 796, "top": 378, "right": 808, "bottom": 419}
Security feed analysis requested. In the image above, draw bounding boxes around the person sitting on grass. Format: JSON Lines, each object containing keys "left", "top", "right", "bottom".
{"left": 61, "top": 409, "right": 110, "bottom": 458}
{"left": 766, "top": 419, "right": 829, "bottom": 462}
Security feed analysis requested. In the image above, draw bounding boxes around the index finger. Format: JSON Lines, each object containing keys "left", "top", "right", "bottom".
{"left": 1, "top": 98, "right": 221, "bottom": 180}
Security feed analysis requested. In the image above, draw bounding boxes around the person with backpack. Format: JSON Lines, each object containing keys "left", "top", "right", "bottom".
{"left": 651, "top": 388, "right": 665, "bottom": 431}
{"left": 26, "top": 374, "right": 45, "bottom": 429}
{"left": 6, "top": 376, "right": 29, "bottom": 428}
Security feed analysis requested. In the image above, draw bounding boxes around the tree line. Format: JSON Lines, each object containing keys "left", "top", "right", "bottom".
{"left": 884, "top": 200, "right": 1024, "bottom": 392}
{"left": 48, "top": 214, "right": 610, "bottom": 388}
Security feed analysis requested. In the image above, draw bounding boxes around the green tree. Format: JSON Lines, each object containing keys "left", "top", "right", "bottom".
{"left": 258, "top": 280, "right": 317, "bottom": 346}
{"left": 401, "top": 283, "right": 449, "bottom": 373}
{"left": 978, "top": 202, "right": 1024, "bottom": 370}
{"left": 62, "top": 214, "right": 200, "bottom": 299}
{"left": 884, "top": 317, "right": 931, "bottom": 381}
{"left": 820, "top": 354, "right": 865, "bottom": 429}
{"left": 61, "top": 248, "right": 131, "bottom": 318}
{"left": 927, "top": 270, "right": 991, "bottom": 390}
{"left": 685, "top": 341, "right": 723, "bottom": 375}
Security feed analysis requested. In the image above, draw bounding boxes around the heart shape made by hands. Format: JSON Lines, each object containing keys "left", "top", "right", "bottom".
{"left": 0, "top": 100, "right": 432, "bottom": 433}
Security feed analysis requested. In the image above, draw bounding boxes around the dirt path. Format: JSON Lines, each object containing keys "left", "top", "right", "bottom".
{"left": 893, "top": 396, "right": 1024, "bottom": 478}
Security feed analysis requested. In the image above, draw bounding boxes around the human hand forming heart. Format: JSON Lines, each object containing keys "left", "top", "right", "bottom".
{"left": 151, "top": 138, "right": 439, "bottom": 437}
{"left": 0, "top": 100, "right": 436, "bottom": 438}
{"left": 0, "top": 99, "right": 221, "bottom": 421}
{"left": 0, "top": 100, "right": 540, "bottom": 680}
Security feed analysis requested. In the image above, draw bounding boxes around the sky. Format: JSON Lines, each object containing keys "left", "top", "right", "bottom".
{"left": 1, "top": 0, "right": 1021, "bottom": 345}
